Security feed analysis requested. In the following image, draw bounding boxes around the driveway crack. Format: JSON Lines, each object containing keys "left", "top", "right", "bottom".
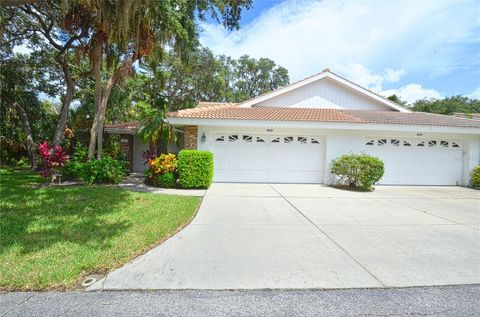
{"left": 268, "top": 184, "right": 386, "bottom": 287}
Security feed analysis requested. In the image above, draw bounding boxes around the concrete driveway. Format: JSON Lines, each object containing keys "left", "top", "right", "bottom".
{"left": 89, "top": 184, "right": 480, "bottom": 290}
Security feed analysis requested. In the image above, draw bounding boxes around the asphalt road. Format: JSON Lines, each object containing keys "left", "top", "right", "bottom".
{"left": 1, "top": 285, "right": 479, "bottom": 316}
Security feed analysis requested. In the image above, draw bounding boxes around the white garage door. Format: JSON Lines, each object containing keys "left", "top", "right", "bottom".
{"left": 365, "top": 137, "right": 463, "bottom": 185}
{"left": 211, "top": 133, "right": 324, "bottom": 183}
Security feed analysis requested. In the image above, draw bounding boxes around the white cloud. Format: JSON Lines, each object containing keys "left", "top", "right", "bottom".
{"left": 200, "top": 0, "right": 479, "bottom": 82}
{"left": 335, "top": 63, "right": 404, "bottom": 92}
{"left": 382, "top": 84, "right": 443, "bottom": 104}
{"left": 467, "top": 87, "right": 480, "bottom": 99}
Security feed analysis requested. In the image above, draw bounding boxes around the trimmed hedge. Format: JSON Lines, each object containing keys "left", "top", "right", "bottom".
{"left": 331, "top": 153, "right": 384, "bottom": 191}
{"left": 472, "top": 166, "right": 480, "bottom": 189}
{"left": 177, "top": 150, "right": 214, "bottom": 189}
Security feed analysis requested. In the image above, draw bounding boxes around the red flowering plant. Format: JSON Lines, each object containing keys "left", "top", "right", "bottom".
{"left": 37, "top": 141, "right": 69, "bottom": 183}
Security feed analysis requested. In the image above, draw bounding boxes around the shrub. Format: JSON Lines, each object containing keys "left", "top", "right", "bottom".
{"left": 146, "top": 153, "right": 178, "bottom": 187}
{"left": 156, "top": 172, "right": 176, "bottom": 188}
{"left": 330, "top": 153, "right": 384, "bottom": 191}
{"left": 81, "top": 156, "right": 125, "bottom": 185}
{"left": 177, "top": 150, "right": 214, "bottom": 189}
{"left": 472, "top": 166, "right": 480, "bottom": 189}
{"left": 62, "top": 144, "right": 125, "bottom": 184}
{"left": 62, "top": 143, "right": 88, "bottom": 180}
{"left": 37, "top": 141, "right": 69, "bottom": 182}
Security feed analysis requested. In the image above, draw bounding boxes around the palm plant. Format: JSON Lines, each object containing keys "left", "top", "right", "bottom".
{"left": 138, "top": 106, "right": 177, "bottom": 155}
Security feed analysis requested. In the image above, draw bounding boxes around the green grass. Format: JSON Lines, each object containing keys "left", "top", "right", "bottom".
{"left": 0, "top": 168, "right": 201, "bottom": 291}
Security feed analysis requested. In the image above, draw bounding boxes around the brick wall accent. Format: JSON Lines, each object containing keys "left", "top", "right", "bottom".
{"left": 184, "top": 125, "right": 198, "bottom": 149}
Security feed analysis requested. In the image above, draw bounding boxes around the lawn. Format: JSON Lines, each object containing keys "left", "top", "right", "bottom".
{"left": 0, "top": 168, "right": 201, "bottom": 291}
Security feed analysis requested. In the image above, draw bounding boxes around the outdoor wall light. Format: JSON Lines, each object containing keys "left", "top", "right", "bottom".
{"left": 201, "top": 132, "right": 206, "bottom": 143}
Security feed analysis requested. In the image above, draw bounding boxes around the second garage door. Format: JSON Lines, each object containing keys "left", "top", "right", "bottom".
{"left": 365, "top": 137, "right": 463, "bottom": 185}
{"left": 211, "top": 133, "right": 324, "bottom": 183}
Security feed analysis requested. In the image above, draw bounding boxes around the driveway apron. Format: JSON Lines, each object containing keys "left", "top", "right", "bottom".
{"left": 88, "top": 184, "right": 480, "bottom": 290}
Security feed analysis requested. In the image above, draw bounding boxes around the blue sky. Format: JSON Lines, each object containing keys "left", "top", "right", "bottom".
{"left": 200, "top": 0, "right": 480, "bottom": 103}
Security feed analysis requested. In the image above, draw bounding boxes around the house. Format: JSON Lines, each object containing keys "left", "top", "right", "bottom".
{"left": 105, "top": 69, "right": 480, "bottom": 186}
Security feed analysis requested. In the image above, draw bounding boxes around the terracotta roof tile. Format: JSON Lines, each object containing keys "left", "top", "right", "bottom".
{"left": 168, "top": 107, "right": 363, "bottom": 123}
{"left": 167, "top": 106, "right": 480, "bottom": 129}
{"left": 343, "top": 110, "right": 480, "bottom": 128}
{"left": 104, "top": 122, "right": 140, "bottom": 130}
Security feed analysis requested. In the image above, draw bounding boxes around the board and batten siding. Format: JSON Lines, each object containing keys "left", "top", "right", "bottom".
{"left": 254, "top": 78, "right": 391, "bottom": 111}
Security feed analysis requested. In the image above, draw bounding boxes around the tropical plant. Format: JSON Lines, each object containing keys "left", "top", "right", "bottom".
{"left": 138, "top": 105, "right": 177, "bottom": 154}
{"left": 146, "top": 153, "right": 178, "bottom": 188}
{"left": 37, "top": 141, "right": 69, "bottom": 182}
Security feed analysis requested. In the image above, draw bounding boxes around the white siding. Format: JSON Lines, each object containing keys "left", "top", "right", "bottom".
{"left": 254, "top": 78, "right": 391, "bottom": 110}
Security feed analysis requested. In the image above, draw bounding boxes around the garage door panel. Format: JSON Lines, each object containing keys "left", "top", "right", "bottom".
{"left": 211, "top": 133, "right": 324, "bottom": 183}
{"left": 365, "top": 137, "right": 463, "bottom": 185}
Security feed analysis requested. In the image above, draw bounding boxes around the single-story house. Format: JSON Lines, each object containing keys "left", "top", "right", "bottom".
{"left": 105, "top": 69, "right": 480, "bottom": 186}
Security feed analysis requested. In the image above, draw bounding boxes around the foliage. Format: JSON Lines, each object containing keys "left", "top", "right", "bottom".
{"left": 142, "top": 150, "right": 156, "bottom": 164}
{"left": 146, "top": 153, "right": 178, "bottom": 188}
{"left": 156, "top": 172, "right": 176, "bottom": 188}
{"left": 330, "top": 154, "right": 384, "bottom": 191}
{"left": 61, "top": 143, "right": 124, "bottom": 184}
{"left": 148, "top": 154, "right": 178, "bottom": 175}
{"left": 80, "top": 157, "right": 125, "bottom": 185}
{"left": 0, "top": 167, "right": 200, "bottom": 290}
{"left": 411, "top": 96, "right": 480, "bottom": 115}
{"left": 61, "top": 142, "right": 88, "bottom": 180}
{"left": 37, "top": 141, "right": 69, "bottom": 180}
{"left": 177, "top": 150, "right": 214, "bottom": 189}
{"left": 138, "top": 104, "right": 178, "bottom": 149}
{"left": 387, "top": 94, "right": 408, "bottom": 107}
{"left": 471, "top": 166, "right": 480, "bottom": 189}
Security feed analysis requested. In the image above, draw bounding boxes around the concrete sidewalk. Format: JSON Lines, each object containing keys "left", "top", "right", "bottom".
{"left": 88, "top": 183, "right": 480, "bottom": 290}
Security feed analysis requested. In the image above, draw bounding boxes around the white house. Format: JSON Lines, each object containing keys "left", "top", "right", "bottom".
{"left": 106, "top": 69, "right": 480, "bottom": 186}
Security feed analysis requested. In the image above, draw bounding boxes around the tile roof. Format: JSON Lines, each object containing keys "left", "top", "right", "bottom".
{"left": 167, "top": 105, "right": 480, "bottom": 129}
{"left": 104, "top": 122, "right": 140, "bottom": 130}
{"left": 343, "top": 111, "right": 480, "bottom": 128}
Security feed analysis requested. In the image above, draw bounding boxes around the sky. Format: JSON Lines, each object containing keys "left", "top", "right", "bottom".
{"left": 200, "top": 0, "right": 480, "bottom": 103}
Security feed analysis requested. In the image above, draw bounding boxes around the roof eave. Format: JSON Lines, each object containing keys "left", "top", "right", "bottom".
{"left": 167, "top": 117, "right": 480, "bottom": 135}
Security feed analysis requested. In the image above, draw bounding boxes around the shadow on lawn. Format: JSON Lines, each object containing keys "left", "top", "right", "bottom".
{"left": 0, "top": 168, "right": 132, "bottom": 255}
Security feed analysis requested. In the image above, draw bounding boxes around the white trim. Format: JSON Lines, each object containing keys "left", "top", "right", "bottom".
{"left": 167, "top": 117, "right": 480, "bottom": 135}
{"left": 237, "top": 71, "right": 411, "bottom": 112}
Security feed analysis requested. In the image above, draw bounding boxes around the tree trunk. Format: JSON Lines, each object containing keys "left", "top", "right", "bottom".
{"left": 87, "top": 35, "right": 103, "bottom": 158}
{"left": 52, "top": 55, "right": 75, "bottom": 146}
{"left": 96, "top": 55, "right": 134, "bottom": 158}
{"left": 14, "top": 102, "right": 37, "bottom": 169}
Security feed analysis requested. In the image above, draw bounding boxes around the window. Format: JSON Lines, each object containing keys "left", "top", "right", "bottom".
{"left": 377, "top": 139, "right": 387, "bottom": 146}
{"left": 403, "top": 141, "right": 411, "bottom": 146}
{"left": 391, "top": 139, "right": 400, "bottom": 146}
{"left": 228, "top": 135, "right": 238, "bottom": 142}
{"left": 428, "top": 140, "right": 437, "bottom": 147}
{"left": 215, "top": 136, "right": 225, "bottom": 142}
{"left": 284, "top": 136, "right": 294, "bottom": 143}
{"left": 452, "top": 142, "right": 460, "bottom": 148}
{"left": 271, "top": 137, "right": 280, "bottom": 143}
{"left": 243, "top": 135, "right": 252, "bottom": 142}
{"left": 366, "top": 140, "right": 374, "bottom": 146}
{"left": 298, "top": 137, "right": 307, "bottom": 144}
{"left": 440, "top": 140, "right": 449, "bottom": 148}
{"left": 311, "top": 138, "right": 320, "bottom": 144}
{"left": 256, "top": 136, "right": 265, "bottom": 143}
{"left": 417, "top": 141, "right": 425, "bottom": 147}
